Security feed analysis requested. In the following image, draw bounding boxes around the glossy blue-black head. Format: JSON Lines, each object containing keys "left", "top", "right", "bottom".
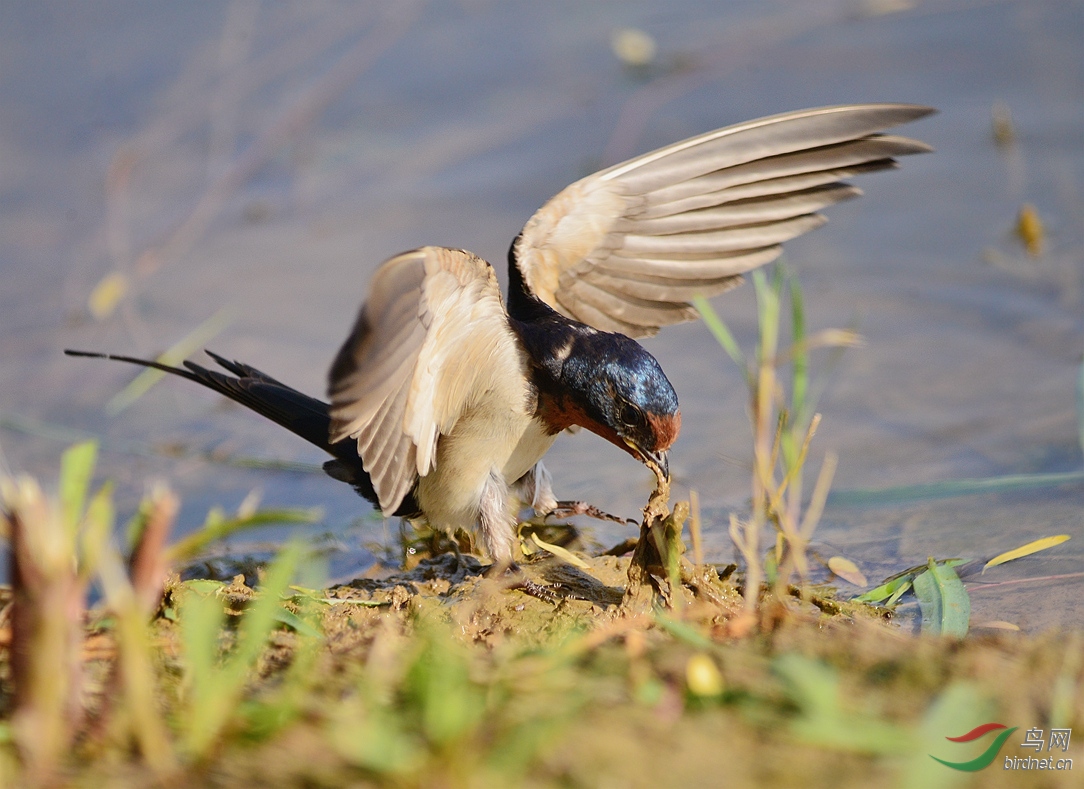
{"left": 559, "top": 329, "right": 680, "bottom": 477}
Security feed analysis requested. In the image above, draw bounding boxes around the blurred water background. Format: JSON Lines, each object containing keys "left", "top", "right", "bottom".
{"left": 1, "top": 0, "right": 1080, "bottom": 629}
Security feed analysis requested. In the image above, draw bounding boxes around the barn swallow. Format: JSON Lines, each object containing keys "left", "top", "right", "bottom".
{"left": 68, "top": 103, "right": 933, "bottom": 568}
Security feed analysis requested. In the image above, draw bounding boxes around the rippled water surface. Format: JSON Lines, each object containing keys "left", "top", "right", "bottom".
{"left": 1, "top": 1, "right": 1081, "bottom": 630}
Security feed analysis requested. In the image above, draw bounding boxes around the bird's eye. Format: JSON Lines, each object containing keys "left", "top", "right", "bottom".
{"left": 620, "top": 404, "right": 644, "bottom": 429}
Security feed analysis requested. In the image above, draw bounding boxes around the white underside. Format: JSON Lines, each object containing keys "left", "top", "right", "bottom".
{"left": 414, "top": 391, "right": 558, "bottom": 565}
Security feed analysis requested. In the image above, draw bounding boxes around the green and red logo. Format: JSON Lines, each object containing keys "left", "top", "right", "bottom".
{"left": 930, "top": 722, "right": 1018, "bottom": 771}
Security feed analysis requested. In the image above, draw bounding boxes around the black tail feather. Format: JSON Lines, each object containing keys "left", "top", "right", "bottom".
{"left": 63, "top": 349, "right": 418, "bottom": 515}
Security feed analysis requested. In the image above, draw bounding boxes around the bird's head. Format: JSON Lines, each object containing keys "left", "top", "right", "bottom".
{"left": 557, "top": 330, "right": 681, "bottom": 479}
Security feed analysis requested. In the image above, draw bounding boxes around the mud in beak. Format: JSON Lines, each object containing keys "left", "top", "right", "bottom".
{"left": 647, "top": 449, "right": 670, "bottom": 481}
{"left": 624, "top": 438, "right": 670, "bottom": 481}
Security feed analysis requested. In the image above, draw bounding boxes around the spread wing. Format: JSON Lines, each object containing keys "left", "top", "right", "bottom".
{"left": 327, "top": 246, "right": 521, "bottom": 513}
{"left": 513, "top": 103, "right": 934, "bottom": 338}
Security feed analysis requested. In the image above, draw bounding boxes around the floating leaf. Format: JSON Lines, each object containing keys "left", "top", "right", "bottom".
{"left": 972, "top": 620, "right": 1021, "bottom": 631}
{"left": 827, "top": 555, "right": 867, "bottom": 587}
{"left": 87, "top": 271, "right": 130, "bottom": 320}
{"left": 983, "top": 534, "right": 1070, "bottom": 572}
{"left": 913, "top": 559, "right": 970, "bottom": 637}
{"left": 858, "top": 558, "right": 967, "bottom": 604}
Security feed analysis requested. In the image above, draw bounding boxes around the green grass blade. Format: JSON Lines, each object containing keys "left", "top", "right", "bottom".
{"left": 78, "top": 482, "right": 115, "bottom": 581}
{"left": 751, "top": 268, "right": 780, "bottom": 363}
{"left": 232, "top": 542, "right": 305, "bottom": 668}
{"left": 273, "top": 608, "right": 322, "bottom": 638}
{"left": 58, "top": 440, "right": 99, "bottom": 539}
{"left": 179, "top": 591, "right": 228, "bottom": 753}
{"left": 855, "top": 574, "right": 914, "bottom": 604}
{"left": 59, "top": 441, "right": 98, "bottom": 536}
{"left": 904, "top": 683, "right": 995, "bottom": 789}
{"left": 182, "top": 543, "right": 304, "bottom": 758}
{"left": 912, "top": 567, "right": 941, "bottom": 635}
{"left": 406, "top": 627, "right": 485, "bottom": 747}
{"left": 774, "top": 654, "right": 912, "bottom": 754}
{"left": 885, "top": 579, "right": 913, "bottom": 606}
{"left": 167, "top": 507, "right": 322, "bottom": 563}
{"left": 692, "top": 294, "right": 746, "bottom": 374}
{"left": 789, "top": 270, "right": 808, "bottom": 419}
{"left": 654, "top": 612, "right": 716, "bottom": 652}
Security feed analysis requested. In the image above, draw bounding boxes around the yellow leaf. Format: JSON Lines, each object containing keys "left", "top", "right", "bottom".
{"left": 87, "top": 271, "right": 129, "bottom": 320}
{"left": 529, "top": 533, "right": 589, "bottom": 569}
{"left": 1015, "top": 204, "right": 1044, "bottom": 258}
{"left": 827, "top": 555, "right": 867, "bottom": 587}
{"left": 983, "top": 534, "right": 1070, "bottom": 573}
{"left": 972, "top": 620, "right": 1021, "bottom": 631}
{"left": 519, "top": 534, "right": 536, "bottom": 556}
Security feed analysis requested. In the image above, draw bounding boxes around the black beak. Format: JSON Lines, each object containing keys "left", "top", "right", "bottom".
{"left": 651, "top": 449, "right": 670, "bottom": 481}
{"left": 641, "top": 448, "right": 669, "bottom": 481}
{"left": 622, "top": 437, "right": 670, "bottom": 481}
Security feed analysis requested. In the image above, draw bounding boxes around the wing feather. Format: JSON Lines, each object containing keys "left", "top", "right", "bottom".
{"left": 513, "top": 104, "right": 933, "bottom": 337}
{"left": 597, "top": 247, "right": 781, "bottom": 279}
{"left": 618, "top": 184, "right": 860, "bottom": 235}
{"left": 581, "top": 269, "right": 745, "bottom": 303}
{"left": 619, "top": 213, "right": 828, "bottom": 256}
{"left": 639, "top": 134, "right": 930, "bottom": 213}
{"left": 558, "top": 279, "right": 699, "bottom": 333}
{"left": 328, "top": 247, "right": 521, "bottom": 513}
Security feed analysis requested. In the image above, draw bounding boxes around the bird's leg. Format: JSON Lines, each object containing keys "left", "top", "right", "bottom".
{"left": 478, "top": 469, "right": 515, "bottom": 571}
{"left": 515, "top": 462, "right": 633, "bottom": 525}
{"left": 512, "top": 462, "right": 558, "bottom": 515}
{"left": 549, "top": 500, "right": 635, "bottom": 525}
{"left": 480, "top": 561, "right": 561, "bottom": 603}
{"left": 477, "top": 469, "right": 565, "bottom": 602}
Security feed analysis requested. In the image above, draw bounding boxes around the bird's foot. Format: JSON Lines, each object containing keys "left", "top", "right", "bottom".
{"left": 550, "top": 500, "right": 635, "bottom": 525}
{"left": 483, "top": 561, "right": 562, "bottom": 603}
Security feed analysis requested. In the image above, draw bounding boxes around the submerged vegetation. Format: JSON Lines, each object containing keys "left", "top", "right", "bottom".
{"left": 1, "top": 266, "right": 1080, "bottom": 788}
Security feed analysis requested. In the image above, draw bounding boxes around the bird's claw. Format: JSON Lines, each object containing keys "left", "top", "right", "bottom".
{"left": 550, "top": 500, "right": 635, "bottom": 525}
{"left": 484, "top": 561, "right": 562, "bottom": 603}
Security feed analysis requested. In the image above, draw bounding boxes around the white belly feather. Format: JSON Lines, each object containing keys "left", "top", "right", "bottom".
{"left": 414, "top": 360, "right": 555, "bottom": 536}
